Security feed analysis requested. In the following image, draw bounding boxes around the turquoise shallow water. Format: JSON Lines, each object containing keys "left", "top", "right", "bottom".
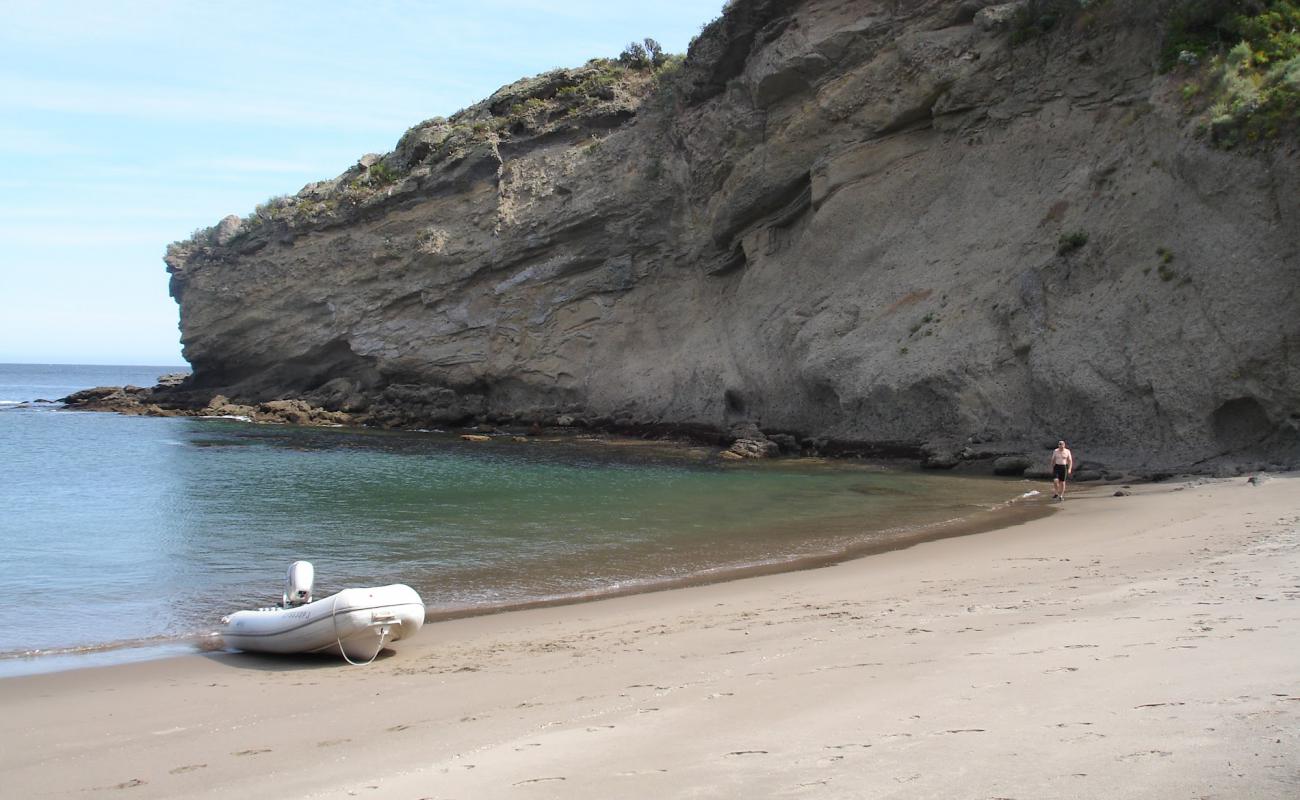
{"left": 0, "top": 364, "right": 1026, "bottom": 676}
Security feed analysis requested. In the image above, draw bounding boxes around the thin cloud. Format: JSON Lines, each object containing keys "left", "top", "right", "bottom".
{"left": 0, "top": 223, "right": 184, "bottom": 248}
{"left": 0, "top": 74, "right": 421, "bottom": 133}
{"left": 0, "top": 124, "right": 94, "bottom": 157}
{"left": 0, "top": 204, "right": 206, "bottom": 222}
{"left": 200, "top": 156, "right": 348, "bottom": 176}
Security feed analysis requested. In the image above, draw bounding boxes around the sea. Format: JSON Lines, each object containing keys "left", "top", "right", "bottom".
{"left": 0, "top": 362, "right": 1032, "bottom": 677}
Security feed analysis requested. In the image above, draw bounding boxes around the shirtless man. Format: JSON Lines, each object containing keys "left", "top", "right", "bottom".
{"left": 1051, "top": 440, "right": 1074, "bottom": 501}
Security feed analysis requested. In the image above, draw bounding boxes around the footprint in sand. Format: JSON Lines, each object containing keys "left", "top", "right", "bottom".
{"left": 1118, "top": 750, "right": 1172, "bottom": 761}
{"left": 168, "top": 764, "right": 207, "bottom": 775}
{"left": 232, "top": 748, "right": 271, "bottom": 756}
{"left": 512, "top": 777, "right": 565, "bottom": 785}
{"left": 386, "top": 724, "right": 412, "bottom": 732}
{"left": 726, "top": 750, "right": 769, "bottom": 756}
{"left": 103, "top": 778, "right": 146, "bottom": 790}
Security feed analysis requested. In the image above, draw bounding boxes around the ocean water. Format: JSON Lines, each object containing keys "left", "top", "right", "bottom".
{"left": 0, "top": 363, "right": 1028, "bottom": 676}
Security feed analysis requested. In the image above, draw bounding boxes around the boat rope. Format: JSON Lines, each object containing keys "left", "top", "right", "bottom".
{"left": 331, "top": 593, "right": 390, "bottom": 666}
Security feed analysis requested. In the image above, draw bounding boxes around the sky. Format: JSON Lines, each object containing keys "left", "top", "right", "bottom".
{"left": 0, "top": 0, "right": 722, "bottom": 366}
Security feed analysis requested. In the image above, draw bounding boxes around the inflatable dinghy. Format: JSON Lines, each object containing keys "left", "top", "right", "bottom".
{"left": 221, "top": 561, "right": 425, "bottom": 664}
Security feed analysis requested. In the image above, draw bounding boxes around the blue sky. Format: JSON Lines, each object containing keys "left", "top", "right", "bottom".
{"left": 0, "top": 0, "right": 721, "bottom": 366}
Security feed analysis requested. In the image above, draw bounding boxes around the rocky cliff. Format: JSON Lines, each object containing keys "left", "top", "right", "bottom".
{"left": 162, "top": 0, "right": 1300, "bottom": 472}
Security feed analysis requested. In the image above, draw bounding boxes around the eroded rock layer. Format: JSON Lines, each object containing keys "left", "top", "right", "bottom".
{"left": 163, "top": 0, "right": 1300, "bottom": 470}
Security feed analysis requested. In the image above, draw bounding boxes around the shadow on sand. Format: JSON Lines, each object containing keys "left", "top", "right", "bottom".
{"left": 202, "top": 647, "right": 397, "bottom": 672}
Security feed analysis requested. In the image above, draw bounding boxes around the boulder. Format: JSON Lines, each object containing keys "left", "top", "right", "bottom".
{"left": 461, "top": 434, "right": 492, "bottom": 442}
{"left": 992, "top": 455, "right": 1033, "bottom": 476}
{"left": 155, "top": 372, "right": 189, "bottom": 388}
{"left": 213, "top": 215, "right": 244, "bottom": 245}
{"left": 256, "top": 399, "right": 350, "bottom": 426}
{"left": 975, "top": 1, "right": 1026, "bottom": 31}
{"left": 61, "top": 386, "right": 128, "bottom": 404}
{"left": 921, "top": 445, "right": 960, "bottom": 469}
{"left": 726, "top": 438, "right": 780, "bottom": 459}
{"left": 767, "top": 433, "right": 800, "bottom": 454}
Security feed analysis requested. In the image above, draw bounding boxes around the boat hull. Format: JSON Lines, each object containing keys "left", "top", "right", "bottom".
{"left": 221, "top": 584, "right": 424, "bottom": 662}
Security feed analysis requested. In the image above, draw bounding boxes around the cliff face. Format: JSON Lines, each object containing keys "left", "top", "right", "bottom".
{"left": 164, "top": 0, "right": 1300, "bottom": 470}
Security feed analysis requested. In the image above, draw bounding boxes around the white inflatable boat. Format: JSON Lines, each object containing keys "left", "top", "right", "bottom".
{"left": 221, "top": 561, "right": 425, "bottom": 664}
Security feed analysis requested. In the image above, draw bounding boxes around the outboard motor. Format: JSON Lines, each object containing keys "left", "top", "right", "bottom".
{"left": 283, "top": 560, "right": 315, "bottom": 607}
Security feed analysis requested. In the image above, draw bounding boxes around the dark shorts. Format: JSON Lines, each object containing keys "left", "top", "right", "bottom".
{"left": 1053, "top": 464, "right": 1068, "bottom": 481}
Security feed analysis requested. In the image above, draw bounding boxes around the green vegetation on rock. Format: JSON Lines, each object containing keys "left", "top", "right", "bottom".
{"left": 1164, "top": 0, "right": 1300, "bottom": 147}
{"left": 1057, "top": 230, "right": 1089, "bottom": 255}
{"left": 1009, "top": 0, "right": 1104, "bottom": 46}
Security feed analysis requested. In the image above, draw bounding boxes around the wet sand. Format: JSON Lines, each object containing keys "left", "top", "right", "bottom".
{"left": 2, "top": 475, "right": 1297, "bottom": 798}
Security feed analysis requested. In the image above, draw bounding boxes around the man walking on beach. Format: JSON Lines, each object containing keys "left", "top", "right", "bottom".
{"left": 1051, "top": 440, "right": 1074, "bottom": 501}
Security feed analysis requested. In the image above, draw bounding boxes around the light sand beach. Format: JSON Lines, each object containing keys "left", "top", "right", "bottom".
{"left": 2, "top": 475, "right": 1296, "bottom": 799}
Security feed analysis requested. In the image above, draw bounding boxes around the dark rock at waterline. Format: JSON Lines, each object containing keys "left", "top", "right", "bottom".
{"left": 767, "top": 433, "right": 800, "bottom": 454}
{"left": 921, "top": 451, "right": 960, "bottom": 470}
{"left": 61, "top": 385, "right": 145, "bottom": 404}
{"left": 726, "top": 437, "right": 780, "bottom": 459}
{"left": 992, "top": 455, "right": 1033, "bottom": 476}
{"left": 155, "top": 373, "right": 188, "bottom": 387}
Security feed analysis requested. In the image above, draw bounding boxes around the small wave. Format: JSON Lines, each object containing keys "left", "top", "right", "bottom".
{"left": 0, "top": 400, "right": 23, "bottom": 405}
{"left": 199, "top": 414, "right": 252, "bottom": 422}
{"left": 1021, "top": 490, "right": 1042, "bottom": 498}
{"left": 0, "top": 631, "right": 218, "bottom": 662}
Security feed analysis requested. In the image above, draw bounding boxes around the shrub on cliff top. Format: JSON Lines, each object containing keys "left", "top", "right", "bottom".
{"left": 619, "top": 37, "right": 669, "bottom": 69}
{"left": 368, "top": 160, "right": 399, "bottom": 185}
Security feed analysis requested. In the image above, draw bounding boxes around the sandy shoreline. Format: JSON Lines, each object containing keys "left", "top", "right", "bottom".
{"left": 3, "top": 476, "right": 1297, "bottom": 798}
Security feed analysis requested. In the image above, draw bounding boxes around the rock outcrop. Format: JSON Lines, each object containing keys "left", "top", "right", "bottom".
{"left": 160, "top": 0, "right": 1300, "bottom": 472}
